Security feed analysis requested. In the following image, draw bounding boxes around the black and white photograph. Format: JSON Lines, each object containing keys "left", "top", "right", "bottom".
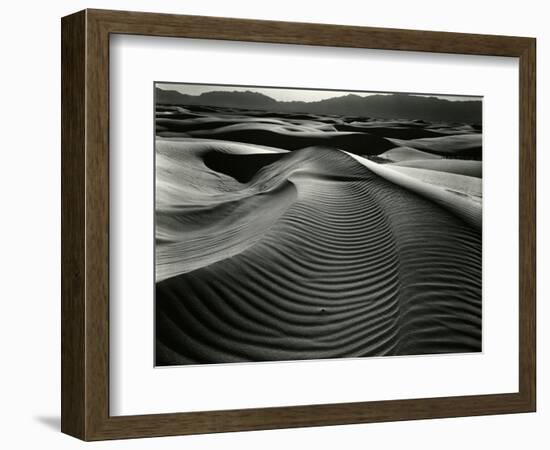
{"left": 154, "top": 82, "right": 483, "bottom": 366}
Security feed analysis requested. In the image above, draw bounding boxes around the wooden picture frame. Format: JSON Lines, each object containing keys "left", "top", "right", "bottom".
{"left": 61, "top": 9, "right": 536, "bottom": 441}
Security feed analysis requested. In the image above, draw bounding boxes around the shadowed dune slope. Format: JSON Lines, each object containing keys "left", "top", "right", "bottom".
{"left": 156, "top": 141, "right": 481, "bottom": 365}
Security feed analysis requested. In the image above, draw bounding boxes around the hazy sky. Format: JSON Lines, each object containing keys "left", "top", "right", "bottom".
{"left": 156, "top": 83, "right": 480, "bottom": 103}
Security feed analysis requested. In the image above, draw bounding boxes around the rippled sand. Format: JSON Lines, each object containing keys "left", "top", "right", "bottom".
{"left": 155, "top": 106, "right": 482, "bottom": 365}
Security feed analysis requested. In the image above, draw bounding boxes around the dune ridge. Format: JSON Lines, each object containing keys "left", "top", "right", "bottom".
{"left": 391, "top": 159, "right": 482, "bottom": 178}
{"left": 343, "top": 151, "right": 481, "bottom": 229}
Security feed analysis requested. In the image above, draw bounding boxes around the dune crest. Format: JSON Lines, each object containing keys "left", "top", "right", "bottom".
{"left": 343, "top": 151, "right": 481, "bottom": 229}
{"left": 391, "top": 159, "right": 482, "bottom": 178}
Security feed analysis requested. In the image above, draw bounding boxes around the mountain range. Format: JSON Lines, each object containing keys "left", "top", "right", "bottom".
{"left": 156, "top": 88, "right": 482, "bottom": 124}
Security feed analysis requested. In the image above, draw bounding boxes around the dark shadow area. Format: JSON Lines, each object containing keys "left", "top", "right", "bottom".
{"left": 203, "top": 151, "right": 285, "bottom": 183}
{"left": 182, "top": 128, "right": 395, "bottom": 155}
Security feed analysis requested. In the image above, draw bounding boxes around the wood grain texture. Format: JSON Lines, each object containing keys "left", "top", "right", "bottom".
{"left": 60, "top": 10, "right": 86, "bottom": 439}
{"left": 518, "top": 39, "right": 536, "bottom": 410}
{"left": 85, "top": 10, "right": 111, "bottom": 439}
{"left": 60, "top": 8, "right": 537, "bottom": 441}
{"left": 90, "top": 8, "right": 532, "bottom": 56}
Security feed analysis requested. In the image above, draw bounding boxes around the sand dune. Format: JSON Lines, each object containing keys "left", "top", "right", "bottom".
{"left": 379, "top": 146, "right": 443, "bottom": 162}
{"left": 156, "top": 138, "right": 290, "bottom": 280}
{"left": 156, "top": 116, "right": 293, "bottom": 134}
{"left": 334, "top": 123, "right": 445, "bottom": 139}
{"left": 392, "top": 159, "right": 482, "bottom": 178}
{"left": 386, "top": 166, "right": 481, "bottom": 197}
{"left": 156, "top": 140, "right": 481, "bottom": 364}
{"left": 159, "top": 122, "right": 395, "bottom": 155}
{"left": 344, "top": 152, "right": 481, "bottom": 229}
{"left": 387, "top": 134, "right": 482, "bottom": 158}
{"left": 425, "top": 124, "right": 479, "bottom": 135}
{"left": 155, "top": 105, "right": 482, "bottom": 365}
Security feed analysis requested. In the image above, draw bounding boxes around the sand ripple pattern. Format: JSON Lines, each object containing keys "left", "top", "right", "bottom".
{"left": 156, "top": 142, "right": 481, "bottom": 365}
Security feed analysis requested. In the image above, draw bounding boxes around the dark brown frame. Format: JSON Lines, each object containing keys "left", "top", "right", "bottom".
{"left": 61, "top": 9, "right": 536, "bottom": 441}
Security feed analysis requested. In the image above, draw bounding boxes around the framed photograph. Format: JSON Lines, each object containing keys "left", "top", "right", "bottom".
{"left": 61, "top": 9, "right": 536, "bottom": 440}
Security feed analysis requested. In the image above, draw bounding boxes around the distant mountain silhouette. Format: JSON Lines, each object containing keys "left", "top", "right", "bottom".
{"left": 157, "top": 89, "right": 278, "bottom": 110}
{"left": 156, "top": 88, "right": 481, "bottom": 124}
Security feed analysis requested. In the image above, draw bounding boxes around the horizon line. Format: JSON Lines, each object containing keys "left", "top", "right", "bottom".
{"left": 155, "top": 82, "right": 482, "bottom": 104}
